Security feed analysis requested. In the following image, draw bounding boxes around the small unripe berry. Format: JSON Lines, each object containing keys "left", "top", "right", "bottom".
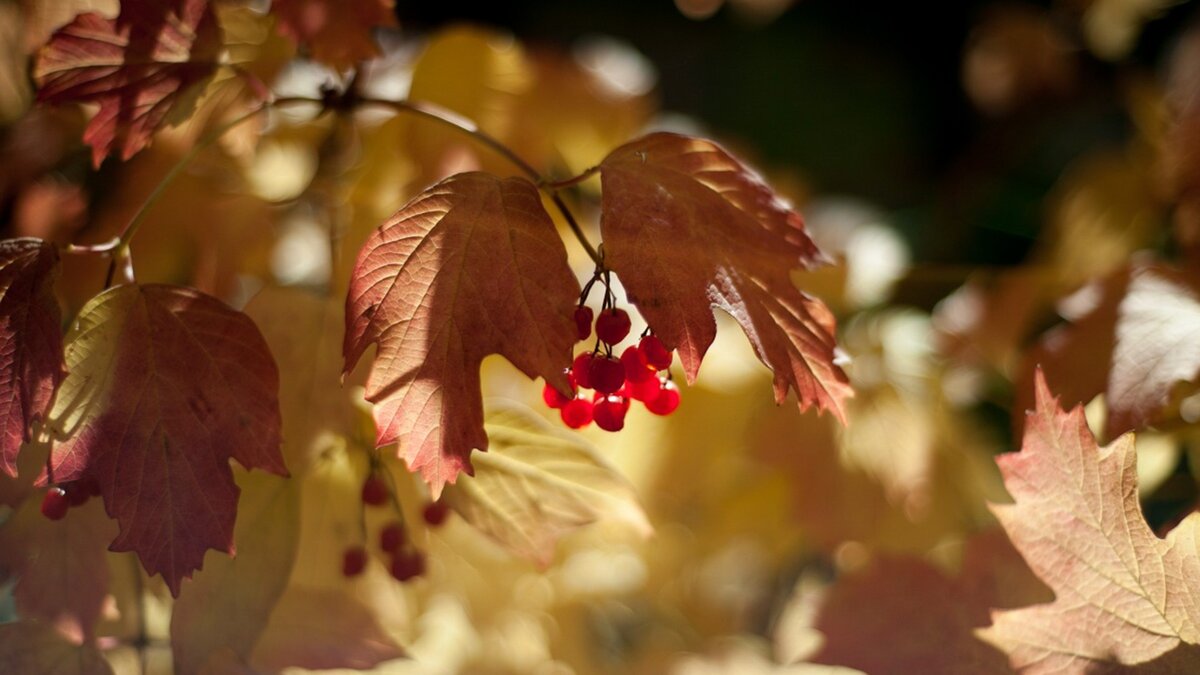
{"left": 423, "top": 500, "right": 449, "bottom": 527}
{"left": 593, "top": 395, "right": 629, "bottom": 432}
{"left": 542, "top": 381, "right": 572, "bottom": 409}
{"left": 342, "top": 546, "right": 367, "bottom": 577}
{"left": 361, "top": 474, "right": 388, "bottom": 507}
{"left": 645, "top": 379, "right": 681, "bottom": 416}
{"left": 621, "top": 345, "right": 655, "bottom": 383}
{"left": 380, "top": 521, "right": 405, "bottom": 552}
{"left": 589, "top": 356, "right": 625, "bottom": 394}
{"left": 41, "top": 487, "right": 69, "bottom": 521}
{"left": 573, "top": 306, "right": 593, "bottom": 341}
{"left": 390, "top": 550, "right": 426, "bottom": 582}
{"left": 595, "top": 308, "right": 631, "bottom": 344}
{"left": 639, "top": 335, "right": 673, "bottom": 371}
{"left": 560, "top": 396, "right": 594, "bottom": 428}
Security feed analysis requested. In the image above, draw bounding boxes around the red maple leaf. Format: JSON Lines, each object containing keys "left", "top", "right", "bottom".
{"left": 344, "top": 172, "right": 579, "bottom": 496}
{"left": 599, "top": 132, "right": 851, "bottom": 420}
{"left": 33, "top": 0, "right": 222, "bottom": 167}
{"left": 45, "top": 284, "right": 285, "bottom": 596}
{"left": 0, "top": 239, "right": 63, "bottom": 478}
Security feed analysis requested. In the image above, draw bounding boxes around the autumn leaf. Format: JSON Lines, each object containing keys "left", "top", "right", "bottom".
{"left": 33, "top": 0, "right": 222, "bottom": 167}
{"left": 599, "top": 132, "right": 851, "bottom": 420}
{"left": 0, "top": 497, "right": 117, "bottom": 644}
{"left": 442, "top": 400, "right": 651, "bottom": 567}
{"left": 171, "top": 470, "right": 301, "bottom": 675}
{"left": 270, "top": 0, "right": 395, "bottom": 70}
{"left": 344, "top": 172, "right": 579, "bottom": 495}
{"left": 981, "top": 370, "right": 1200, "bottom": 672}
{"left": 0, "top": 238, "right": 63, "bottom": 477}
{"left": 45, "top": 284, "right": 285, "bottom": 596}
{"left": 0, "top": 622, "right": 113, "bottom": 675}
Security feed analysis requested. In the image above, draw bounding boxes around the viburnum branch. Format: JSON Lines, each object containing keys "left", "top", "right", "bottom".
{"left": 353, "top": 96, "right": 604, "bottom": 267}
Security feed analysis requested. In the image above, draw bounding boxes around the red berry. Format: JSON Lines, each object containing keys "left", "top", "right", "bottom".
{"left": 589, "top": 356, "right": 625, "bottom": 394}
{"left": 41, "top": 487, "right": 69, "bottom": 521}
{"left": 571, "top": 353, "right": 594, "bottom": 389}
{"left": 573, "top": 306, "right": 593, "bottom": 341}
{"left": 361, "top": 474, "right": 388, "bottom": 507}
{"left": 593, "top": 395, "right": 629, "bottom": 432}
{"left": 627, "top": 375, "right": 662, "bottom": 402}
{"left": 380, "top": 521, "right": 405, "bottom": 552}
{"left": 560, "top": 396, "right": 594, "bottom": 428}
{"left": 342, "top": 546, "right": 367, "bottom": 577}
{"left": 390, "top": 550, "right": 426, "bottom": 582}
{"left": 620, "top": 345, "right": 655, "bottom": 383}
{"left": 542, "top": 381, "right": 573, "bottom": 409}
{"left": 423, "top": 500, "right": 450, "bottom": 527}
{"left": 595, "top": 308, "right": 631, "bottom": 344}
{"left": 639, "top": 335, "right": 673, "bottom": 371}
{"left": 645, "top": 379, "right": 681, "bottom": 416}
{"left": 66, "top": 482, "right": 91, "bottom": 507}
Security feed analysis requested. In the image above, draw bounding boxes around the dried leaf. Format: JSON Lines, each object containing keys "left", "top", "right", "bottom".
{"left": 981, "top": 371, "right": 1200, "bottom": 672}
{"left": 45, "top": 284, "right": 285, "bottom": 595}
{"left": 599, "top": 132, "right": 851, "bottom": 420}
{"left": 442, "top": 400, "right": 651, "bottom": 567}
{"left": 33, "top": 0, "right": 222, "bottom": 166}
{"left": 344, "top": 172, "right": 578, "bottom": 495}
{"left": 0, "top": 238, "right": 63, "bottom": 477}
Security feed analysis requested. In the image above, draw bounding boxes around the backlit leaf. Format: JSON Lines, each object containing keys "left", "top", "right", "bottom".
{"left": 270, "top": 0, "right": 395, "bottom": 70}
{"left": 981, "top": 371, "right": 1200, "bottom": 672}
{"left": 442, "top": 400, "right": 651, "bottom": 567}
{"left": 0, "top": 238, "right": 62, "bottom": 477}
{"left": 45, "top": 284, "right": 285, "bottom": 596}
{"left": 599, "top": 132, "right": 851, "bottom": 420}
{"left": 344, "top": 172, "right": 578, "bottom": 495}
{"left": 33, "top": 0, "right": 222, "bottom": 166}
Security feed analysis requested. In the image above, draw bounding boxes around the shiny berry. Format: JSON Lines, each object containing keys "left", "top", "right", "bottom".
{"left": 41, "top": 487, "right": 69, "bottom": 521}
{"left": 380, "top": 522, "right": 405, "bottom": 552}
{"left": 573, "top": 306, "right": 593, "bottom": 341}
{"left": 620, "top": 345, "right": 655, "bottom": 383}
{"left": 589, "top": 356, "right": 625, "bottom": 394}
{"left": 342, "top": 546, "right": 367, "bottom": 577}
{"left": 571, "top": 353, "right": 594, "bottom": 389}
{"left": 639, "top": 335, "right": 673, "bottom": 371}
{"left": 560, "top": 396, "right": 594, "bottom": 428}
{"left": 645, "top": 379, "right": 681, "bottom": 416}
{"left": 390, "top": 550, "right": 426, "bottom": 582}
{"left": 593, "top": 395, "right": 629, "bottom": 432}
{"left": 595, "top": 308, "right": 631, "bottom": 344}
{"left": 361, "top": 474, "right": 388, "bottom": 507}
{"left": 542, "top": 381, "right": 573, "bottom": 409}
{"left": 627, "top": 375, "right": 663, "bottom": 402}
{"left": 423, "top": 500, "right": 449, "bottom": 527}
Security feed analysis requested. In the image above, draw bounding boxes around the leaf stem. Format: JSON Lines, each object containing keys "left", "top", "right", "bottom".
{"left": 540, "top": 166, "right": 599, "bottom": 190}
{"left": 355, "top": 96, "right": 604, "bottom": 267}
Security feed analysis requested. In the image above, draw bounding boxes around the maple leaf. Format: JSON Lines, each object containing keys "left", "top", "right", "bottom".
{"left": 270, "top": 0, "right": 395, "bottom": 70}
{"left": 33, "top": 0, "right": 222, "bottom": 167}
{"left": 0, "top": 622, "right": 113, "bottom": 675}
{"left": 45, "top": 284, "right": 285, "bottom": 596}
{"left": 0, "top": 239, "right": 63, "bottom": 477}
{"left": 344, "top": 172, "right": 579, "bottom": 495}
{"left": 981, "top": 370, "right": 1200, "bottom": 672}
{"left": 442, "top": 401, "right": 651, "bottom": 567}
{"left": 599, "top": 132, "right": 851, "bottom": 420}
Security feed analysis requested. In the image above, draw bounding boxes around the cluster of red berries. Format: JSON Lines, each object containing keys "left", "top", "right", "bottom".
{"left": 543, "top": 305, "right": 680, "bottom": 431}
{"left": 40, "top": 478, "right": 101, "bottom": 520}
{"left": 341, "top": 472, "right": 450, "bottom": 581}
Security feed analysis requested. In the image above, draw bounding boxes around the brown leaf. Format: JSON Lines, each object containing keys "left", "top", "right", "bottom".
{"left": 599, "top": 132, "right": 851, "bottom": 421}
{"left": 33, "top": 0, "right": 222, "bottom": 166}
{"left": 0, "top": 238, "right": 63, "bottom": 477}
{"left": 45, "top": 284, "right": 285, "bottom": 596}
{"left": 344, "top": 172, "right": 579, "bottom": 495}
{"left": 270, "top": 0, "right": 395, "bottom": 70}
{"left": 981, "top": 370, "right": 1200, "bottom": 672}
